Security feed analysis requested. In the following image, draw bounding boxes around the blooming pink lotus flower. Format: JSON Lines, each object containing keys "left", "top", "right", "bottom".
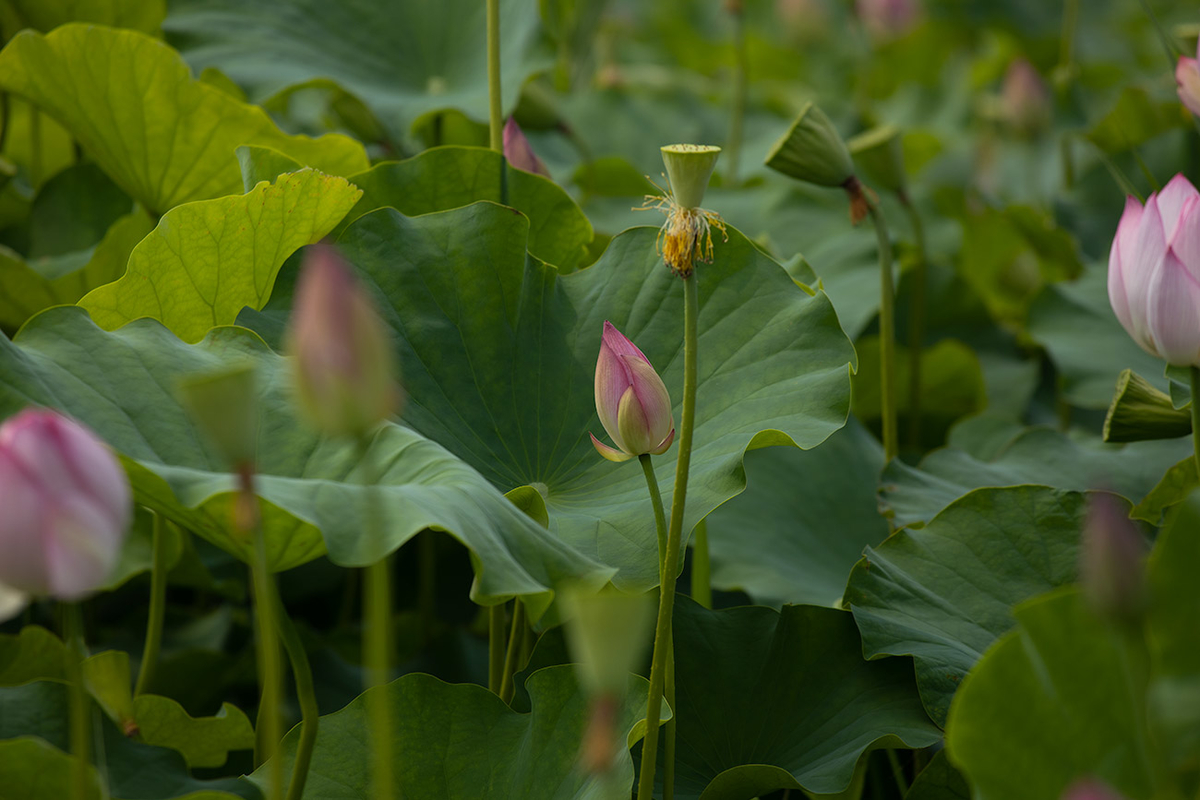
{"left": 0, "top": 409, "right": 131, "bottom": 600}
{"left": 1177, "top": 41, "right": 1200, "bottom": 117}
{"left": 590, "top": 322, "right": 675, "bottom": 462}
{"left": 503, "top": 118, "right": 550, "bottom": 178}
{"left": 287, "top": 244, "right": 401, "bottom": 438}
{"left": 1108, "top": 174, "right": 1200, "bottom": 367}
{"left": 856, "top": 0, "right": 919, "bottom": 40}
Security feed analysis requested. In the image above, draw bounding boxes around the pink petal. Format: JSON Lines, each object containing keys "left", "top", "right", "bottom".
{"left": 43, "top": 495, "right": 121, "bottom": 600}
{"left": 0, "top": 448, "right": 53, "bottom": 594}
{"left": 601, "top": 321, "right": 653, "bottom": 367}
{"left": 590, "top": 432, "right": 633, "bottom": 463}
{"left": 623, "top": 354, "right": 674, "bottom": 447}
{"left": 503, "top": 118, "right": 551, "bottom": 178}
{"left": 1146, "top": 248, "right": 1200, "bottom": 366}
{"left": 1108, "top": 196, "right": 1144, "bottom": 339}
{"left": 1171, "top": 195, "right": 1200, "bottom": 280}
{"left": 1156, "top": 174, "right": 1200, "bottom": 244}
{"left": 650, "top": 426, "right": 675, "bottom": 455}
{"left": 617, "top": 385, "right": 655, "bottom": 456}
{"left": 1177, "top": 56, "right": 1200, "bottom": 118}
{"left": 1128, "top": 192, "right": 1169, "bottom": 349}
{"left": 594, "top": 333, "right": 632, "bottom": 452}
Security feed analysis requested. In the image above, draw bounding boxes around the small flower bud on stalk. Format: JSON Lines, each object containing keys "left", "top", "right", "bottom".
{"left": 287, "top": 244, "right": 402, "bottom": 438}
{"left": 590, "top": 321, "right": 675, "bottom": 462}
{"left": 0, "top": 408, "right": 131, "bottom": 600}
{"left": 1177, "top": 40, "right": 1200, "bottom": 118}
{"left": 502, "top": 117, "right": 551, "bottom": 178}
{"left": 856, "top": 0, "right": 920, "bottom": 41}
{"left": 1000, "top": 58, "right": 1051, "bottom": 137}
{"left": 1079, "top": 494, "right": 1147, "bottom": 625}
{"left": 1061, "top": 778, "right": 1130, "bottom": 800}
{"left": 640, "top": 145, "right": 727, "bottom": 278}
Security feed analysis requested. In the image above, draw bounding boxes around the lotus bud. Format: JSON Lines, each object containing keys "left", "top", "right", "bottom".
{"left": 661, "top": 144, "right": 720, "bottom": 211}
{"left": 1107, "top": 174, "right": 1200, "bottom": 367}
{"left": 590, "top": 321, "right": 675, "bottom": 462}
{"left": 856, "top": 0, "right": 919, "bottom": 41}
{"left": 1177, "top": 43, "right": 1200, "bottom": 118}
{"left": 1001, "top": 58, "right": 1051, "bottom": 136}
{"left": 1061, "top": 778, "right": 1129, "bottom": 800}
{"left": 0, "top": 409, "right": 132, "bottom": 600}
{"left": 286, "top": 244, "right": 402, "bottom": 439}
{"left": 1079, "top": 494, "right": 1146, "bottom": 625}
{"left": 848, "top": 124, "right": 906, "bottom": 195}
{"left": 503, "top": 117, "right": 551, "bottom": 178}
{"left": 766, "top": 103, "right": 871, "bottom": 224}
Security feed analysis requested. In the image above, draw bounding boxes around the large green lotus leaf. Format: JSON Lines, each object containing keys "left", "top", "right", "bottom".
{"left": 79, "top": 168, "right": 362, "bottom": 342}
{"left": 0, "top": 25, "right": 369, "bottom": 215}
{"left": 0, "top": 626, "right": 66, "bottom": 686}
{"left": 945, "top": 590, "right": 1156, "bottom": 800}
{"left": 845, "top": 486, "right": 1090, "bottom": 727}
{"left": 667, "top": 599, "right": 941, "bottom": 799}
{"left": 1027, "top": 266, "right": 1170, "bottom": 409}
{"left": 4, "top": 0, "right": 165, "bottom": 33}
{"left": 903, "top": 751, "right": 970, "bottom": 800}
{"left": 0, "top": 307, "right": 608, "bottom": 618}
{"left": 706, "top": 418, "right": 889, "bottom": 607}
{"left": 252, "top": 666, "right": 660, "bottom": 799}
{"left": 880, "top": 426, "right": 1189, "bottom": 527}
{"left": 241, "top": 203, "right": 856, "bottom": 593}
{"left": 338, "top": 146, "right": 594, "bottom": 272}
{"left": 163, "top": 0, "right": 543, "bottom": 137}
{"left": 0, "top": 681, "right": 257, "bottom": 800}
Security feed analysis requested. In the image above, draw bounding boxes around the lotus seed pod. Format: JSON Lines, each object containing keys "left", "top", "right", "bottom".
{"left": 560, "top": 585, "right": 655, "bottom": 696}
{"left": 661, "top": 144, "right": 721, "bottom": 210}
{"left": 848, "top": 124, "right": 906, "bottom": 194}
{"left": 177, "top": 363, "right": 259, "bottom": 468}
{"left": 764, "top": 102, "right": 855, "bottom": 189}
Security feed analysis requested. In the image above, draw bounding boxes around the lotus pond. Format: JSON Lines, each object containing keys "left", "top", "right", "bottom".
{"left": 0, "top": 1, "right": 1198, "bottom": 799}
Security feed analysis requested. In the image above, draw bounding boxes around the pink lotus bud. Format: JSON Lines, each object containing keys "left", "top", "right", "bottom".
{"left": 503, "top": 118, "right": 550, "bottom": 178}
{"left": 0, "top": 409, "right": 132, "bottom": 600}
{"left": 286, "top": 244, "right": 401, "bottom": 438}
{"left": 0, "top": 582, "right": 27, "bottom": 622}
{"left": 1176, "top": 41, "right": 1200, "bottom": 118}
{"left": 1061, "top": 778, "right": 1129, "bottom": 800}
{"left": 855, "top": 0, "right": 919, "bottom": 40}
{"left": 1107, "top": 173, "right": 1200, "bottom": 367}
{"left": 1079, "top": 494, "right": 1146, "bottom": 624}
{"left": 590, "top": 322, "right": 675, "bottom": 462}
{"left": 1001, "top": 58, "right": 1051, "bottom": 135}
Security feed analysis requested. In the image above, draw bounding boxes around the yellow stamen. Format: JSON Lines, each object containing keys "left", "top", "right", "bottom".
{"left": 636, "top": 177, "right": 727, "bottom": 278}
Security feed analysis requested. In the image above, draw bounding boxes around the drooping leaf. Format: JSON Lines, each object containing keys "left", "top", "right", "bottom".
{"left": 79, "top": 168, "right": 362, "bottom": 342}
{"left": 0, "top": 626, "right": 66, "bottom": 686}
{"left": 240, "top": 203, "right": 856, "bottom": 594}
{"left": 846, "top": 486, "right": 1091, "bottom": 726}
{"left": 251, "top": 666, "right": 662, "bottom": 799}
{"left": 164, "top": 0, "right": 545, "bottom": 137}
{"left": 880, "top": 426, "right": 1189, "bottom": 527}
{"left": 667, "top": 598, "right": 941, "bottom": 799}
{"left": 338, "top": 146, "right": 594, "bottom": 271}
{"left": 133, "top": 695, "right": 256, "bottom": 769}
{"left": 945, "top": 590, "right": 1156, "bottom": 800}
{"left": 0, "top": 25, "right": 369, "bottom": 214}
{"left": 1130, "top": 456, "right": 1196, "bottom": 524}
{"left": 904, "top": 751, "right": 971, "bottom": 800}
{"left": 0, "top": 307, "right": 609, "bottom": 620}
{"left": 707, "top": 418, "right": 889, "bottom": 607}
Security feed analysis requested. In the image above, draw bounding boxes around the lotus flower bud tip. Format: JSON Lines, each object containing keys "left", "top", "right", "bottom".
{"left": 591, "top": 322, "right": 675, "bottom": 462}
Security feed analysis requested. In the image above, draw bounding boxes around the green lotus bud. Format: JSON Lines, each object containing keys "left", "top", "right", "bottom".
{"left": 177, "top": 363, "right": 259, "bottom": 468}
{"left": 661, "top": 144, "right": 721, "bottom": 209}
{"left": 561, "top": 586, "right": 654, "bottom": 696}
{"left": 1079, "top": 493, "right": 1147, "bottom": 625}
{"left": 848, "top": 124, "right": 906, "bottom": 194}
{"left": 764, "top": 102, "right": 855, "bottom": 189}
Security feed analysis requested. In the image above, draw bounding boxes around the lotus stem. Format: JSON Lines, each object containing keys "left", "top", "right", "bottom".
{"left": 899, "top": 192, "right": 927, "bottom": 450}
{"left": 498, "top": 601, "right": 526, "bottom": 704}
{"left": 277, "top": 595, "right": 319, "bottom": 800}
{"left": 1190, "top": 367, "right": 1200, "bottom": 477}
{"left": 134, "top": 512, "right": 169, "bottom": 696}
{"left": 868, "top": 201, "right": 899, "bottom": 461}
{"left": 690, "top": 519, "right": 711, "bottom": 609}
{"left": 63, "top": 601, "right": 91, "bottom": 800}
{"left": 487, "top": 0, "right": 502, "bottom": 152}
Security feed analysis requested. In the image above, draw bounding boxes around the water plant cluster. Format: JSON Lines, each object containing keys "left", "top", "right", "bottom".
{"left": 0, "top": 1, "right": 1198, "bottom": 799}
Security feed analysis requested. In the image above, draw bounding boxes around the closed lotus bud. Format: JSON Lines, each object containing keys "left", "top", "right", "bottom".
{"left": 1177, "top": 43, "right": 1200, "bottom": 118}
{"left": 1079, "top": 493, "right": 1146, "bottom": 624}
{"left": 286, "top": 244, "right": 401, "bottom": 438}
{"left": 503, "top": 117, "right": 550, "bottom": 178}
{"left": 590, "top": 321, "right": 675, "bottom": 462}
{"left": 0, "top": 409, "right": 132, "bottom": 600}
{"left": 1001, "top": 58, "right": 1051, "bottom": 136}
{"left": 1107, "top": 174, "right": 1200, "bottom": 367}
{"left": 856, "top": 0, "right": 919, "bottom": 41}
{"left": 1061, "top": 778, "right": 1129, "bottom": 800}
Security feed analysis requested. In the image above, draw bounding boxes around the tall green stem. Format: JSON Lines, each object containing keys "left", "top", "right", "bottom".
{"left": 1057, "top": 0, "right": 1079, "bottom": 76}
{"left": 63, "top": 602, "right": 91, "bottom": 800}
{"left": 639, "top": 454, "right": 669, "bottom": 576}
{"left": 276, "top": 595, "right": 319, "bottom": 800}
{"left": 886, "top": 749, "right": 909, "bottom": 795}
{"left": 899, "top": 193, "right": 927, "bottom": 450}
{"left": 869, "top": 202, "right": 898, "bottom": 461}
{"left": 488, "top": 604, "right": 505, "bottom": 694}
{"left": 690, "top": 519, "right": 711, "bottom": 609}
{"left": 725, "top": 5, "right": 748, "bottom": 185}
{"left": 487, "top": 0, "right": 502, "bottom": 152}
{"left": 248, "top": 477, "right": 283, "bottom": 800}
{"left": 419, "top": 532, "right": 436, "bottom": 644}
{"left": 498, "top": 600, "right": 526, "bottom": 704}
{"left": 134, "top": 513, "right": 169, "bottom": 696}
{"left": 1190, "top": 368, "right": 1200, "bottom": 478}
{"left": 358, "top": 441, "right": 396, "bottom": 800}
{"left": 636, "top": 275, "right": 699, "bottom": 800}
